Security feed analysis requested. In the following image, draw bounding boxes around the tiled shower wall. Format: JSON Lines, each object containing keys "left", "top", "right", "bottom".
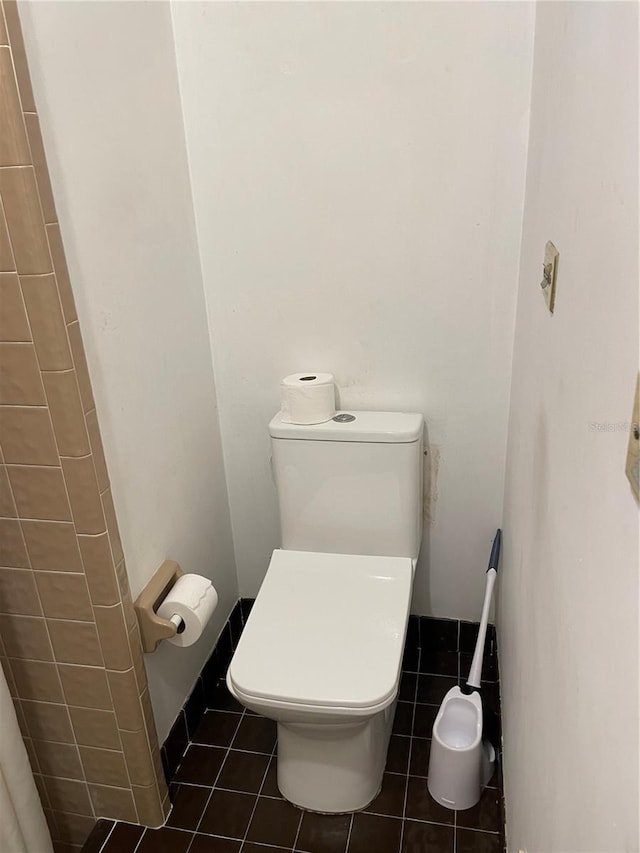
{"left": 0, "top": 2, "right": 169, "bottom": 849}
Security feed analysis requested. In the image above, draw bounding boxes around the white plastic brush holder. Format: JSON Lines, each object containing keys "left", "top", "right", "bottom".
{"left": 427, "top": 686, "right": 493, "bottom": 810}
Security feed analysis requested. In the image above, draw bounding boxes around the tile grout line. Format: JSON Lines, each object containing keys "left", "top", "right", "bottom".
{"left": 398, "top": 643, "right": 421, "bottom": 853}
{"left": 96, "top": 820, "right": 116, "bottom": 853}
{"left": 289, "top": 802, "right": 304, "bottom": 853}
{"left": 131, "top": 825, "right": 146, "bottom": 853}
{"left": 185, "top": 707, "right": 247, "bottom": 846}
{"left": 342, "top": 813, "right": 355, "bottom": 853}
{"left": 237, "top": 735, "right": 280, "bottom": 852}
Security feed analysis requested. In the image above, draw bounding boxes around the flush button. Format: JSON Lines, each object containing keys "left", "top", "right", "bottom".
{"left": 333, "top": 414, "right": 356, "bottom": 423}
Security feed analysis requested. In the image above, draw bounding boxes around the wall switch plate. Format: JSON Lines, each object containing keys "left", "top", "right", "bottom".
{"left": 625, "top": 373, "right": 640, "bottom": 500}
{"left": 540, "top": 240, "right": 559, "bottom": 312}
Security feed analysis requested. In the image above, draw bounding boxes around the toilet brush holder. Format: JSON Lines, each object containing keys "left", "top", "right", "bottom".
{"left": 428, "top": 529, "right": 501, "bottom": 810}
{"left": 427, "top": 687, "right": 495, "bottom": 810}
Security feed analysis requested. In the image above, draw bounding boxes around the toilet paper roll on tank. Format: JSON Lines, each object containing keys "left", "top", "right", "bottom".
{"left": 157, "top": 574, "right": 218, "bottom": 647}
{"left": 280, "top": 373, "right": 336, "bottom": 424}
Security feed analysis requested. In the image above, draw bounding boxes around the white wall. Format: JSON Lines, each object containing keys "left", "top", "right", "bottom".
{"left": 172, "top": 1, "right": 535, "bottom": 620}
{"left": 19, "top": 0, "right": 238, "bottom": 740}
{"left": 499, "top": 3, "right": 639, "bottom": 851}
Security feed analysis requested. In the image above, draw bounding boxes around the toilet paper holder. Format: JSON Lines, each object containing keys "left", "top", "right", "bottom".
{"left": 134, "top": 560, "right": 185, "bottom": 653}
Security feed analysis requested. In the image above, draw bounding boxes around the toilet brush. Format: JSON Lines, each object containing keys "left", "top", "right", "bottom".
{"left": 427, "top": 528, "right": 502, "bottom": 809}
{"left": 464, "top": 528, "right": 501, "bottom": 692}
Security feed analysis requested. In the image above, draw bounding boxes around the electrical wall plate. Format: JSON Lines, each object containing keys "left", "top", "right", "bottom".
{"left": 540, "top": 241, "right": 559, "bottom": 313}
{"left": 625, "top": 373, "right": 640, "bottom": 500}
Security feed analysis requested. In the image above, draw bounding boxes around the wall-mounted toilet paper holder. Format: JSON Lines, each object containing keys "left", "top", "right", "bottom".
{"left": 134, "top": 560, "right": 185, "bottom": 653}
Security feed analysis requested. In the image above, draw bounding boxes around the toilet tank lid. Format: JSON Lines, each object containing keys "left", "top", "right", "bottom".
{"left": 269, "top": 411, "right": 424, "bottom": 443}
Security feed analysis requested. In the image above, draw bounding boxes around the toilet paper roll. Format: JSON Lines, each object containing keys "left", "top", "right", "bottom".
{"left": 157, "top": 574, "right": 218, "bottom": 647}
{"left": 281, "top": 373, "right": 336, "bottom": 424}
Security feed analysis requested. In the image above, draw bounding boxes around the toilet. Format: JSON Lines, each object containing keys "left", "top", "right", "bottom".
{"left": 227, "top": 410, "right": 423, "bottom": 813}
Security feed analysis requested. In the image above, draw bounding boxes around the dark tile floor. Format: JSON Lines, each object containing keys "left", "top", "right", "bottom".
{"left": 84, "top": 615, "right": 504, "bottom": 853}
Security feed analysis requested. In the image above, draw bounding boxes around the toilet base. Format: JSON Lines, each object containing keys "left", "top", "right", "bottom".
{"left": 276, "top": 701, "right": 396, "bottom": 813}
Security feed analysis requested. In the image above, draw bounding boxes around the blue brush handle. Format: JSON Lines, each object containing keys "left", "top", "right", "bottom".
{"left": 487, "top": 529, "right": 501, "bottom": 573}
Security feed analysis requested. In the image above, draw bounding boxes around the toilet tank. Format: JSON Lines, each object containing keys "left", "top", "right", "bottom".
{"left": 269, "top": 411, "right": 424, "bottom": 559}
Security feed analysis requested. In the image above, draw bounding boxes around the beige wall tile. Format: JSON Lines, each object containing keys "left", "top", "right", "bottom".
{"left": 0, "top": 46, "right": 29, "bottom": 166}
{"left": 42, "top": 808, "right": 57, "bottom": 839}
{"left": 23, "top": 736, "right": 39, "bottom": 772}
{"left": 152, "top": 748, "right": 165, "bottom": 790}
{"left": 114, "top": 559, "right": 130, "bottom": 600}
{"left": 0, "top": 201, "right": 15, "bottom": 271}
{"left": 7, "top": 464, "right": 71, "bottom": 521}
{"left": 2, "top": 1, "right": 36, "bottom": 112}
{"left": 0, "top": 519, "right": 29, "bottom": 567}
{"left": 10, "top": 658, "right": 63, "bottom": 702}
{"left": 58, "top": 664, "right": 111, "bottom": 710}
{"left": 35, "top": 572, "right": 93, "bottom": 620}
{"left": 44, "top": 777, "right": 92, "bottom": 816}
{"left": 121, "top": 587, "right": 136, "bottom": 632}
{"left": 79, "top": 746, "right": 128, "bottom": 787}
{"left": 0, "top": 614, "right": 52, "bottom": 660}
{"left": 69, "top": 706, "right": 120, "bottom": 751}
{"left": 33, "top": 773, "right": 51, "bottom": 809}
{"left": 47, "top": 619, "right": 103, "bottom": 667}
{"left": 0, "top": 405, "right": 59, "bottom": 465}
{"left": 84, "top": 410, "right": 109, "bottom": 493}
{"left": 0, "top": 167, "right": 51, "bottom": 274}
{"left": 0, "top": 342, "right": 45, "bottom": 403}
{"left": 23, "top": 113, "right": 56, "bottom": 224}
{"left": 107, "top": 669, "right": 144, "bottom": 731}
{"left": 77, "top": 533, "right": 118, "bottom": 605}
{"left": 139, "top": 690, "right": 155, "bottom": 746}
{"left": 44, "top": 224, "right": 76, "bottom": 324}
{"left": 1, "top": 655, "right": 18, "bottom": 694}
{"left": 60, "top": 456, "right": 104, "bottom": 534}
{"left": 0, "top": 566, "right": 41, "bottom": 614}
{"left": 42, "top": 370, "right": 89, "bottom": 457}
{"left": 15, "top": 702, "right": 32, "bottom": 738}
{"left": 66, "top": 322, "right": 95, "bottom": 414}
{"left": 100, "top": 489, "right": 123, "bottom": 566}
{"left": 22, "top": 520, "right": 82, "bottom": 571}
{"left": 94, "top": 604, "right": 131, "bottom": 671}
{"left": 128, "top": 624, "right": 147, "bottom": 695}
{"left": 21, "top": 274, "right": 71, "bottom": 370}
{"left": 21, "top": 699, "right": 74, "bottom": 743}
{"left": 132, "top": 783, "right": 166, "bottom": 828}
{"left": 0, "top": 271, "right": 30, "bottom": 341}
{"left": 42, "top": 807, "right": 57, "bottom": 841}
{"left": 0, "top": 6, "right": 7, "bottom": 45}
{"left": 120, "top": 729, "right": 155, "bottom": 787}
{"left": 52, "top": 811, "right": 95, "bottom": 846}
{"left": 12, "top": 702, "right": 27, "bottom": 738}
{"left": 0, "top": 462, "right": 17, "bottom": 516}
{"left": 88, "top": 784, "right": 137, "bottom": 823}
{"left": 33, "top": 739, "right": 83, "bottom": 780}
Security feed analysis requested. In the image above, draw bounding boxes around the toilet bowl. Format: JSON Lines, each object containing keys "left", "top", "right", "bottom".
{"left": 227, "top": 409, "right": 423, "bottom": 813}
{"left": 227, "top": 548, "right": 413, "bottom": 813}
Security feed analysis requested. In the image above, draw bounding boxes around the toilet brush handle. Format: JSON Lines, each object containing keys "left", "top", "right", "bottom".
{"left": 466, "top": 569, "right": 496, "bottom": 689}
{"left": 466, "top": 529, "right": 501, "bottom": 690}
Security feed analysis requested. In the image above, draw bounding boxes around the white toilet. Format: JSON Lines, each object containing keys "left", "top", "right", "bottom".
{"left": 227, "top": 410, "right": 423, "bottom": 813}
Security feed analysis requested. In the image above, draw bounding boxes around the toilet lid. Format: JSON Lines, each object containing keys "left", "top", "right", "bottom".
{"left": 228, "top": 549, "right": 413, "bottom": 712}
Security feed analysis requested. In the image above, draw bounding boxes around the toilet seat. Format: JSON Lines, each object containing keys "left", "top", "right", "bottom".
{"left": 227, "top": 549, "right": 413, "bottom": 715}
